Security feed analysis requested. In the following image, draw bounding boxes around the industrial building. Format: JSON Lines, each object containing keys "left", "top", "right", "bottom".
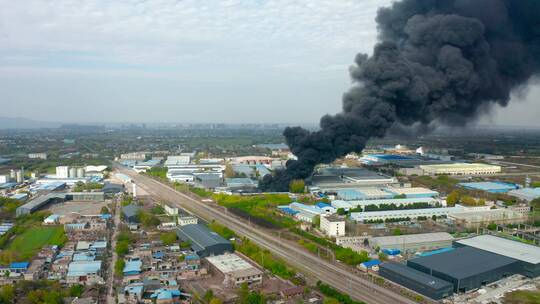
{"left": 419, "top": 163, "right": 501, "bottom": 175}
{"left": 386, "top": 187, "right": 439, "bottom": 198}
{"left": 311, "top": 167, "right": 397, "bottom": 190}
{"left": 458, "top": 181, "right": 518, "bottom": 193}
{"left": 16, "top": 193, "right": 67, "bottom": 216}
{"left": 379, "top": 263, "right": 454, "bottom": 300}
{"left": 456, "top": 235, "right": 540, "bottom": 278}
{"left": 332, "top": 196, "right": 440, "bottom": 211}
{"left": 176, "top": 224, "right": 233, "bottom": 257}
{"left": 337, "top": 188, "right": 394, "bottom": 200}
{"left": 319, "top": 215, "right": 345, "bottom": 237}
{"left": 507, "top": 187, "right": 540, "bottom": 202}
{"left": 350, "top": 205, "right": 480, "bottom": 222}
{"left": 122, "top": 204, "right": 141, "bottom": 223}
{"left": 206, "top": 253, "right": 263, "bottom": 287}
{"left": 407, "top": 246, "right": 523, "bottom": 292}
{"left": 369, "top": 232, "right": 454, "bottom": 254}
{"left": 449, "top": 209, "right": 526, "bottom": 228}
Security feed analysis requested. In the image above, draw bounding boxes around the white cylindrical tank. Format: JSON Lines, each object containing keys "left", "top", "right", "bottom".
{"left": 76, "top": 168, "right": 85, "bottom": 178}
{"left": 132, "top": 183, "right": 137, "bottom": 197}
{"left": 15, "top": 170, "right": 23, "bottom": 183}
{"left": 69, "top": 167, "right": 77, "bottom": 178}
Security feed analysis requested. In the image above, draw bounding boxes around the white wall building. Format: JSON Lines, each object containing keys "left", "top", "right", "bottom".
{"left": 320, "top": 215, "right": 345, "bottom": 237}
{"left": 419, "top": 163, "right": 501, "bottom": 175}
{"left": 56, "top": 166, "right": 70, "bottom": 179}
{"left": 206, "top": 253, "right": 263, "bottom": 287}
{"left": 164, "top": 204, "right": 179, "bottom": 216}
{"left": 350, "top": 205, "right": 491, "bottom": 222}
{"left": 178, "top": 216, "right": 198, "bottom": 226}
{"left": 28, "top": 153, "right": 47, "bottom": 159}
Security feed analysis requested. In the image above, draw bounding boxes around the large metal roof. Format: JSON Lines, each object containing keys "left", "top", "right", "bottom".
{"left": 407, "top": 246, "right": 517, "bottom": 280}
{"left": 456, "top": 235, "right": 540, "bottom": 265}
{"left": 371, "top": 232, "right": 454, "bottom": 247}
{"left": 177, "top": 224, "right": 230, "bottom": 253}
{"left": 380, "top": 262, "right": 453, "bottom": 290}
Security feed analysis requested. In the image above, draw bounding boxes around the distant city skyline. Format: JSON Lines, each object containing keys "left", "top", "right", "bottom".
{"left": 1, "top": 0, "right": 539, "bottom": 126}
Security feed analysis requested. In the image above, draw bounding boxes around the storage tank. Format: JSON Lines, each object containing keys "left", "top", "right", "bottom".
{"left": 69, "top": 167, "right": 77, "bottom": 178}
{"left": 76, "top": 167, "right": 85, "bottom": 178}
{"left": 10, "top": 169, "right": 16, "bottom": 179}
{"left": 15, "top": 170, "right": 23, "bottom": 183}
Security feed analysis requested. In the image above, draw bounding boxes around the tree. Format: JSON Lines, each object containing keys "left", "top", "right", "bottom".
{"left": 0, "top": 285, "right": 14, "bottom": 304}
{"left": 392, "top": 228, "right": 402, "bottom": 236}
{"left": 116, "top": 242, "right": 129, "bottom": 256}
{"left": 114, "top": 259, "right": 125, "bottom": 277}
{"left": 336, "top": 208, "right": 346, "bottom": 216}
{"left": 487, "top": 223, "right": 497, "bottom": 231}
{"left": 323, "top": 298, "right": 340, "bottom": 304}
{"left": 100, "top": 206, "right": 110, "bottom": 214}
{"left": 204, "top": 290, "right": 214, "bottom": 303}
{"left": 224, "top": 164, "right": 235, "bottom": 178}
{"left": 446, "top": 190, "right": 460, "bottom": 207}
{"left": 209, "top": 298, "right": 223, "bottom": 304}
{"left": 160, "top": 232, "right": 177, "bottom": 245}
{"left": 431, "top": 215, "right": 437, "bottom": 221}
{"left": 289, "top": 179, "right": 305, "bottom": 193}
{"left": 312, "top": 215, "right": 320, "bottom": 227}
{"left": 460, "top": 195, "right": 477, "bottom": 206}
{"left": 69, "top": 284, "right": 84, "bottom": 297}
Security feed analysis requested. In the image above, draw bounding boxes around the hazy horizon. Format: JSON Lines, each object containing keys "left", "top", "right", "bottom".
{"left": 2, "top": 0, "right": 540, "bottom": 126}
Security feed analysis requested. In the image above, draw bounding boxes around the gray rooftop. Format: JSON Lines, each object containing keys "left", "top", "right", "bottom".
{"left": 371, "top": 232, "right": 454, "bottom": 247}
{"left": 456, "top": 235, "right": 540, "bottom": 264}
{"left": 176, "top": 224, "right": 231, "bottom": 252}
{"left": 17, "top": 193, "right": 67, "bottom": 212}
{"left": 380, "top": 262, "right": 453, "bottom": 290}
{"left": 407, "top": 246, "right": 517, "bottom": 280}
{"left": 122, "top": 204, "right": 141, "bottom": 218}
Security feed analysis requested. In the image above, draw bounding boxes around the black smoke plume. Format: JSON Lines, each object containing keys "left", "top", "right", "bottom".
{"left": 261, "top": 0, "right": 540, "bottom": 191}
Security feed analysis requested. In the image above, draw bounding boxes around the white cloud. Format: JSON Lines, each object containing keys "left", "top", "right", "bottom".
{"left": 0, "top": 0, "right": 387, "bottom": 69}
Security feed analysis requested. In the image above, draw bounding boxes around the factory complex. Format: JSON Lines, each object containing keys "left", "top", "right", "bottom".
{"left": 379, "top": 235, "right": 540, "bottom": 300}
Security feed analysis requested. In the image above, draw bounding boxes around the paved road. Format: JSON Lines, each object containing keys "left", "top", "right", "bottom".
{"left": 114, "top": 165, "right": 416, "bottom": 304}
{"left": 107, "top": 197, "right": 122, "bottom": 304}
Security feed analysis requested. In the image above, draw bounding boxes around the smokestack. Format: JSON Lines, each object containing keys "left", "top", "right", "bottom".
{"left": 261, "top": 0, "right": 540, "bottom": 191}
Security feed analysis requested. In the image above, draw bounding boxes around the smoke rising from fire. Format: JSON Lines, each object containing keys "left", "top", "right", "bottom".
{"left": 261, "top": 0, "right": 540, "bottom": 191}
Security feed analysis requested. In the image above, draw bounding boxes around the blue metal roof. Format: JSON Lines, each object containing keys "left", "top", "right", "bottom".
{"left": 361, "top": 259, "right": 381, "bottom": 268}
{"left": 10, "top": 262, "right": 29, "bottom": 269}
{"left": 123, "top": 260, "right": 142, "bottom": 274}
{"left": 369, "top": 154, "right": 415, "bottom": 160}
{"left": 382, "top": 249, "right": 401, "bottom": 256}
{"left": 279, "top": 207, "right": 299, "bottom": 215}
{"left": 67, "top": 261, "right": 102, "bottom": 276}
{"left": 418, "top": 247, "right": 455, "bottom": 257}
{"left": 316, "top": 202, "right": 331, "bottom": 208}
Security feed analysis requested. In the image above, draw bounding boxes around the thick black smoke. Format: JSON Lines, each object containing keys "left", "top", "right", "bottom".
{"left": 261, "top": 0, "right": 540, "bottom": 191}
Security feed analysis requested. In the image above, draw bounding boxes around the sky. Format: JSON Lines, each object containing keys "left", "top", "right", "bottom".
{"left": 0, "top": 0, "right": 539, "bottom": 126}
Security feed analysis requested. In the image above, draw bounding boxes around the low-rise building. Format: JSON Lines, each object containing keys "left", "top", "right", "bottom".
{"left": 178, "top": 216, "right": 198, "bottom": 226}
{"left": 419, "top": 163, "right": 501, "bottom": 175}
{"left": 449, "top": 209, "right": 526, "bottom": 228}
{"left": 370, "top": 232, "right": 454, "bottom": 254}
{"left": 320, "top": 215, "right": 345, "bottom": 237}
{"left": 66, "top": 260, "right": 103, "bottom": 284}
{"left": 206, "top": 253, "right": 263, "bottom": 287}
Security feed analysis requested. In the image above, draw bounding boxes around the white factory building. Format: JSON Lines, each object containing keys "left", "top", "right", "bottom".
{"left": 206, "top": 253, "right": 263, "bottom": 287}
{"left": 350, "top": 205, "right": 491, "bottom": 222}
{"left": 331, "top": 197, "right": 441, "bottom": 211}
{"left": 320, "top": 215, "right": 345, "bottom": 237}
{"left": 369, "top": 232, "right": 454, "bottom": 254}
{"left": 419, "top": 163, "right": 501, "bottom": 175}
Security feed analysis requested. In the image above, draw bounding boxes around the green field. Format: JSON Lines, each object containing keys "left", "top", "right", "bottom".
{"left": 2, "top": 226, "right": 67, "bottom": 263}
